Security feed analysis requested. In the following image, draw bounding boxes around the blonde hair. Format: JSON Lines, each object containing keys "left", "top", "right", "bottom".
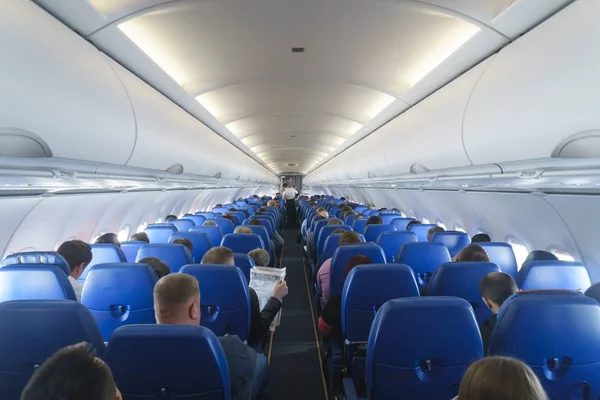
{"left": 235, "top": 226, "right": 253, "bottom": 234}
{"left": 201, "top": 246, "right": 234, "bottom": 265}
{"left": 458, "top": 357, "right": 547, "bottom": 400}
{"left": 153, "top": 274, "right": 200, "bottom": 322}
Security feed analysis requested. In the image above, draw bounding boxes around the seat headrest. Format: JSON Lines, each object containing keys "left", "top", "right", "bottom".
{"left": 135, "top": 244, "right": 193, "bottom": 273}
{"left": 1, "top": 251, "right": 70, "bottom": 275}
{"left": 431, "top": 231, "right": 471, "bottom": 257}
{"left": 477, "top": 242, "right": 518, "bottom": 277}
{"left": 0, "top": 265, "right": 76, "bottom": 301}
{"left": 517, "top": 260, "right": 591, "bottom": 291}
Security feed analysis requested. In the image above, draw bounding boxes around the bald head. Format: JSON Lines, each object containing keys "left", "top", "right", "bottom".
{"left": 153, "top": 274, "right": 200, "bottom": 325}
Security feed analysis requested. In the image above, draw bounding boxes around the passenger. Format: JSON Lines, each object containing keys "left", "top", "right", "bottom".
{"left": 57, "top": 239, "right": 92, "bottom": 302}
{"left": 248, "top": 219, "right": 279, "bottom": 267}
{"left": 318, "top": 255, "right": 372, "bottom": 340}
{"left": 138, "top": 256, "right": 170, "bottom": 279}
{"left": 454, "top": 244, "right": 490, "bottom": 262}
{"left": 365, "top": 216, "right": 383, "bottom": 226}
{"left": 282, "top": 183, "right": 298, "bottom": 228}
{"left": 327, "top": 218, "right": 343, "bottom": 226}
{"left": 201, "top": 247, "right": 288, "bottom": 351}
{"left": 267, "top": 200, "right": 276, "bottom": 207}
{"left": 585, "top": 283, "right": 600, "bottom": 303}
{"left": 471, "top": 233, "right": 491, "bottom": 243}
{"left": 20, "top": 342, "right": 122, "bottom": 400}
{"left": 479, "top": 272, "right": 518, "bottom": 355}
{"left": 316, "top": 231, "right": 363, "bottom": 304}
{"left": 95, "top": 232, "right": 120, "bottom": 247}
{"left": 331, "top": 228, "right": 346, "bottom": 234}
{"left": 165, "top": 215, "right": 178, "bottom": 221}
{"left": 248, "top": 249, "right": 270, "bottom": 268}
{"left": 405, "top": 220, "right": 422, "bottom": 230}
{"left": 222, "top": 214, "right": 235, "bottom": 223}
{"left": 173, "top": 238, "right": 193, "bottom": 253}
{"left": 203, "top": 220, "right": 218, "bottom": 227}
{"left": 427, "top": 226, "right": 445, "bottom": 242}
{"left": 524, "top": 250, "right": 558, "bottom": 263}
{"left": 130, "top": 232, "right": 150, "bottom": 243}
{"left": 154, "top": 274, "right": 268, "bottom": 400}
{"left": 214, "top": 204, "right": 223, "bottom": 208}
{"left": 456, "top": 356, "right": 547, "bottom": 400}
{"left": 316, "top": 207, "right": 329, "bottom": 218}
{"left": 235, "top": 226, "right": 254, "bottom": 234}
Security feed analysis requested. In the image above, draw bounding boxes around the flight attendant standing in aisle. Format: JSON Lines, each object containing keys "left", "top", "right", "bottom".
{"left": 282, "top": 183, "right": 298, "bottom": 227}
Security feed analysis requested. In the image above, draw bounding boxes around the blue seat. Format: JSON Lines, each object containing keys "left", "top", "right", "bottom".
{"left": 82, "top": 263, "right": 157, "bottom": 341}
{"left": 213, "top": 218, "right": 234, "bottom": 235}
{"left": 408, "top": 224, "right": 438, "bottom": 242}
{"left": 351, "top": 297, "right": 482, "bottom": 400}
{"left": 426, "top": 262, "right": 502, "bottom": 325}
{"left": 379, "top": 214, "right": 400, "bottom": 224}
{"left": 517, "top": 260, "right": 591, "bottom": 291}
{"left": 1, "top": 251, "right": 70, "bottom": 275}
{"left": 229, "top": 211, "right": 247, "bottom": 226}
{"left": 477, "top": 242, "right": 519, "bottom": 277}
{"left": 120, "top": 241, "right": 146, "bottom": 263}
{"left": 330, "top": 244, "right": 386, "bottom": 297}
{"left": 243, "top": 217, "right": 274, "bottom": 237}
{"left": 212, "top": 207, "right": 230, "bottom": 214}
{"left": 317, "top": 224, "right": 353, "bottom": 259}
{"left": 389, "top": 217, "right": 415, "bottom": 231}
{"left": 79, "top": 243, "right": 128, "bottom": 282}
{"left": 189, "top": 226, "right": 223, "bottom": 248}
{"left": 169, "top": 219, "right": 196, "bottom": 232}
{"left": 106, "top": 325, "right": 230, "bottom": 400}
{"left": 169, "top": 232, "right": 212, "bottom": 264}
{"left": 236, "top": 200, "right": 247, "bottom": 207}
{"left": 246, "top": 225, "right": 271, "bottom": 252}
{"left": 376, "top": 231, "right": 418, "bottom": 263}
{"left": 145, "top": 223, "right": 178, "bottom": 243}
{"left": 431, "top": 231, "right": 471, "bottom": 257}
{"left": 221, "top": 233, "right": 265, "bottom": 254}
{"left": 352, "top": 219, "right": 368, "bottom": 235}
{"left": 0, "top": 300, "right": 105, "bottom": 400}
{"left": 395, "top": 243, "right": 451, "bottom": 288}
{"left": 234, "top": 253, "right": 255, "bottom": 284}
{"left": 0, "top": 265, "right": 76, "bottom": 301}
{"left": 489, "top": 291, "right": 600, "bottom": 399}
{"left": 183, "top": 214, "right": 207, "bottom": 226}
{"left": 136, "top": 243, "right": 193, "bottom": 273}
{"left": 196, "top": 211, "right": 216, "bottom": 219}
{"left": 180, "top": 265, "right": 250, "bottom": 341}
{"left": 344, "top": 214, "right": 356, "bottom": 227}
{"left": 363, "top": 225, "right": 395, "bottom": 243}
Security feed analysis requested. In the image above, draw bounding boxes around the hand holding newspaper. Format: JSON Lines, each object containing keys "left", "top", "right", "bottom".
{"left": 249, "top": 266, "right": 287, "bottom": 331}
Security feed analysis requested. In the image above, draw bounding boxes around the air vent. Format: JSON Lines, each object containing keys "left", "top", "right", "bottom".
{"left": 292, "top": 47, "right": 305, "bottom": 53}
{"left": 165, "top": 163, "right": 184, "bottom": 174}
{"left": 410, "top": 163, "right": 430, "bottom": 174}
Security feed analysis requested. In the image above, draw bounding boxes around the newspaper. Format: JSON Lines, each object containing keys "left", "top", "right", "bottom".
{"left": 249, "top": 266, "right": 287, "bottom": 331}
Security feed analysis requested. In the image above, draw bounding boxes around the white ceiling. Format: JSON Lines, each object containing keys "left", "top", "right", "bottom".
{"left": 34, "top": 0, "right": 571, "bottom": 175}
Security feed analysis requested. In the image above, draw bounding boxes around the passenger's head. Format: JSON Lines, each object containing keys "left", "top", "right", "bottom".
{"left": 427, "top": 226, "right": 445, "bottom": 242}
{"left": 201, "top": 246, "right": 234, "bottom": 265}
{"left": 458, "top": 357, "right": 547, "bottom": 400}
{"left": 258, "top": 207, "right": 267, "bottom": 213}
{"left": 203, "top": 220, "right": 218, "bottom": 227}
{"left": 471, "top": 233, "right": 491, "bottom": 243}
{"left": 153, "top": 273, "right": 200, "bottom": 326}
{"left": 406, "top": 220, "right": 422, "bottom": 229}
{"left": 248, "top": 219, "right": 262, "bottom": 226}
{"left": 214, "top": 204, "right": 223, "bottom": 208}
{"left": 332, "top": 228, "right": 347, "bottom": 234}
{"left": 165, "top": 215, "right": 178, "bottom": 221}
{"left": 130, "top": 232, "right": 150, "bottom": 243}
{"left": 173, "top": 238, "right": 193, "bottom": 253}
{"left": 21, "top": 342, "right": 122, "bottom": 400}
{"left": 248, "top": 249, "right": 270, "bottom": 267}
{"left": 455, "top": 244, "right": 490, "bottom": 262}
{"left": 340, "top": 197, "right": 346, "bottom": 201}
{"left": 234, "top": 226, "right": 253, "bottom": 234}
{"left": 138, "top": 256, "right": 171, "bottom": 279}
{"left": 344, "top": 255, "right": 373, "bottom": 279}
{"left": 524, "top": 250, "right": 558, "bottom": 264}
{"left": 267, "top": 200, "right": 276, "bottom": 207}
{"left": 479, "top": 272, "right": 518, "bottom": 313}
{"left": 317, "top": 208, "right": 329, "bottom": 218}
{"left": 94, "top": 233, "right": 120, "bottom": 247}
{"left": 222, "top": 214, "right": 234, "bottom": 223}
{"left": 57, "top": 240, "right": 93, "bottom": 279}
{"left": 366, "top": 216, "right": 383, "bottom": 226}
{"left": 327, "top": 218, "right": 343, "bottom": 226}
{"left": 339, "top": 231, "right": 362, "bottom": 246}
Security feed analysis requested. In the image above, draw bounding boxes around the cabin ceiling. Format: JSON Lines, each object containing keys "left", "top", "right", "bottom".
{"left": 35, "top": 0, "right": 568, "bottom": 175}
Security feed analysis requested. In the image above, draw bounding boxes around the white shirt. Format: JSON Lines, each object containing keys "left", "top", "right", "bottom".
{"left": 68, "top": 275, "right": 83, "bottom": 302}
{"left": 282, "top": 188, "right": 298, "bottom": 200}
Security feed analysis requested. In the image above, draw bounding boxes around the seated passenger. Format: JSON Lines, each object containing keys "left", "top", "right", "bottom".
{"left": 139, "top": 256, "right": 171, "bottom": 279}
{"left": 318, "top": 255, "right": 372, "bottom": 341}
{"left": 454, "top": 244, "right": 490, "bottom": 262}
{"left": 235, "top": 226, "right": 254, "bottom": 234}
{"left": 95, "top": 232, "right": 121, "bottom": 247}
{"left": 471, "top": 233, "right": 491, "bottom": 243}
{"left": 173, "top": 238, "right": 193, "bottom": 254}
{"left": 165, "top": 215, "right": 178, "bottom": 222}
{"left": 203, "top": 220, "right": 218, "bottom": 227}
{"left": 248, "top": 249, "right": 270, "bottom": 268}
{"left": 130, "top": 232, "right": 150, "bottom": 243}
{"left": 523, "top": 250, "right": 558, "bottom": 263}
{"left": 57, "top": 239, "right": 92, "bottom": 301}
{"left": 154, "top": 274, "right": 267, "bottom": 400}
{"left": 427, "top": 226, "right": 445, "bottom": 242}
{"left": 248, "top": 218, "right": 279, "bottom": 266}
{"left": 365, "top": 216, "right": 383, "bottom": 226}
{"left": 406, "top": 220, "right": 422, "bottom": 230}
{"left": 21, "top": 342, "right": 122, "bottom": 400}
{"left": 327, "top": 218, "right": 343, "bottom": 226}
{"left": 317, "top": 231, "right": 363, "bottom": 304}
{"left": 316, "top": 208, "right": 329, "bottom": 218}
{"left": 222, "top": 214, "right": 235, "bottom": 224}
{"left": 456, "top": 356, "right": 547, "bottom": 400}
{"left": 479, "top": 272, "right": 518, "bottom": 355}
{"left": 305, "top": 215, "right": 326, "bottom": 257}
{"left": 201, "top": 247, "right": 288, "bottom": 351}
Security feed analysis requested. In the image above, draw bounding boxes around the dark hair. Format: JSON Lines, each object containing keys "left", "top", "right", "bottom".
{"left": 332, "top": 228, "right": 347, "bottom": 235}
{"left": 471, "top": 233, "right": 491, "bottom": 243}
{"left": 524, "top": 250, "right": 558, "bottom": 264}
{"left": 139, "top": 256, "right": 171, "bottom": 279}
{"left": 248, "top": 219, "right": 262, "bottom": 226}
{"left": 427, "top": 226, "right": 445, "bottom": 242}
{"left": 173, "top": 238, "right": 193, "bottom": 253}
{"left": 406, "top": 220, "right": 422, "bottom": 229}
{"left": 455, "top": 244, "right": 490, "bottom": 262}
{"left": 344, "top": 255, "right": 372, "bottom": 279}
{"left": 479, "top": 272, "right": 518, "bottom": 307}
{"left": 165, "top": 215, "right": 178, "bottom": 221}
{"left": 130, "top": 232, "right": 150, "bottom": 243}
{"left": 20, "top": 342, "right": 117, "bottom": 400}
{"left": 222, "top": 214, "right": 234, "bottom": 223}
{"left": 366, "top": 216, "right": 383, "bottom": 226}
{"left": 95, "top": 233, "right": 120, "bottom": 247}
{"left": 56, "top": 240, "right": 93, "bottom": 273}
{"left": 339, "top": 231, "right": 362, "bottom": 246}
{"left": 327, "top": 218, "right": 343, "bottom": 226}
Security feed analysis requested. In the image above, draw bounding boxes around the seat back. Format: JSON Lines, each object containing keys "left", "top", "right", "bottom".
{"left": 106, "top": 325, "right": 230, "bottom": 400}
{"left": 366, "top": 297, "right": 483, "bottom": 399}
{"left": 376, "top": 231, "right": 418, "bottom": 263}
{"left": 352, "top": 218, "right": 368, "bottom": 235}
{"left": 0, "top": 265, "right": 76, "bottom": 301}
{"left": 246, "top": 225, "right": 271, "bottom": 252}
{"left": 330, "top": 244, "right": 386, "bottom": 297}
{"left": 344, "top": 214, "right": 356, "bottom": 227}
{"left": 233, "top": 253, "right": 255, "bottom": 284}
{"left": 120, "top": 241, "right": 147, "bottom": 263}
{"left": 244, "top": 217, "right": 274, "bottom": 237}
{"left": 135, "top": 244, "right": 193, "bottom": 273}
{"left": 180, "top": 265, "right": 250, "bottom": 341}
{"left": 213, "top": 218, "right": 234, "bottom": 235}
{"left": 221, "top": 233, "right": 265, "bottom": 254}
{"left": 189, "top": 226, "right": 223, "bottom": 248}
{"left": 183, "top": 214, "right": 207, "bottom": 226}
{"left": 342, "top": 264, "right": 419, "bottom": 342}
{"left": 317, "top": 224, "right": 353, "bottom": 258}
{"left": 395, "top": 243, "right": 451, "bottom": 288}
{"left": 145, "top": 223, "right": 178, "bottom": 243}
{"left": 489, "top": 291, "right": 600, "bottom": 399}
{"left": 427, "top": 262, "right": 502, "bottom": 325}
{"left": 169, "top": 232, "right": 212, "bottom": 263}
{"left": 79, "top": 243, "right": 128, "bottom": 282}
{"left": 363, "top": 224, "right": 395, "bottom": 243}
{"left": 517, "top": 260, "right": 591, "bottom": 291}
{"left": 1, "top": 251, "right": 70, "bottom": 275}
{"left": 195, "top": 212, "right": 216, "bottom": 219}
{"left": 380, "top": 214, "right": 401, "bottom": 224}
{"left": 390, "top": 217, "right": 416, "bottom": 231}
{"left": 408, "top": 224, "right": 438, "bottom": 242}
{"left": 169, "top": 219, "right": 196, "bottom": 232}
{"left": 431, "top": 231, "right": 471, "bottom": 257}
{"left": 82, "top": 263, "right": 158, "bottom": 341}
{"left": 212, "top": 206, "right": 230, "bottom": 214}
{"left": 477, "top": 242, "right": 518, "bottom": 277}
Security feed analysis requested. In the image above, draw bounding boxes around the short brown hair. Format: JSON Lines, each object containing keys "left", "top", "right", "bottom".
{"left": 344, "top": 255, "right": 372, "bottom": 278}
{"left": 153, "top": 274, "right": 200, "bottom": 322}
{"left": 339, "top": 231, "right": 362, "bottom": 246}
{"left": 173, "top": 238, "right": 193, "bottom": 253}
{"left": 455, "top": 244, "right": 490, "bottom": 262}
{"left": 235, "top": 226, "right": 253, "bottom": 234}
{"left": 327, "top": 218, "right": 343, "bottom": 226}
{"left": 248, "top": 249, "right": 270, "bottom": 267}
{"left": 427, "top": 226, "right": 445, "bottom": 242}
{"left": 139, "top": 256, "right": 171, "bottom": 278}
{"left": 201, "top": 246, "right": 234, "bottom": 265}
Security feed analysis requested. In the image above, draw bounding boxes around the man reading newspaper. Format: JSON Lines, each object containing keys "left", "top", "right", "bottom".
{"left": 250, "top": 267, "right": 287, "bottom": 331}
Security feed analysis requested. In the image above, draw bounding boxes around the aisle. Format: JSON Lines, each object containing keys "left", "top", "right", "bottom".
{"left": 269, "top": 227, "right": 327, "bottom": 400}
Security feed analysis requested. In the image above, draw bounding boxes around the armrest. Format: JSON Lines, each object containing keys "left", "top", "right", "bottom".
{"left": 343, "top": 378, "right": 363, "bottom": 400}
